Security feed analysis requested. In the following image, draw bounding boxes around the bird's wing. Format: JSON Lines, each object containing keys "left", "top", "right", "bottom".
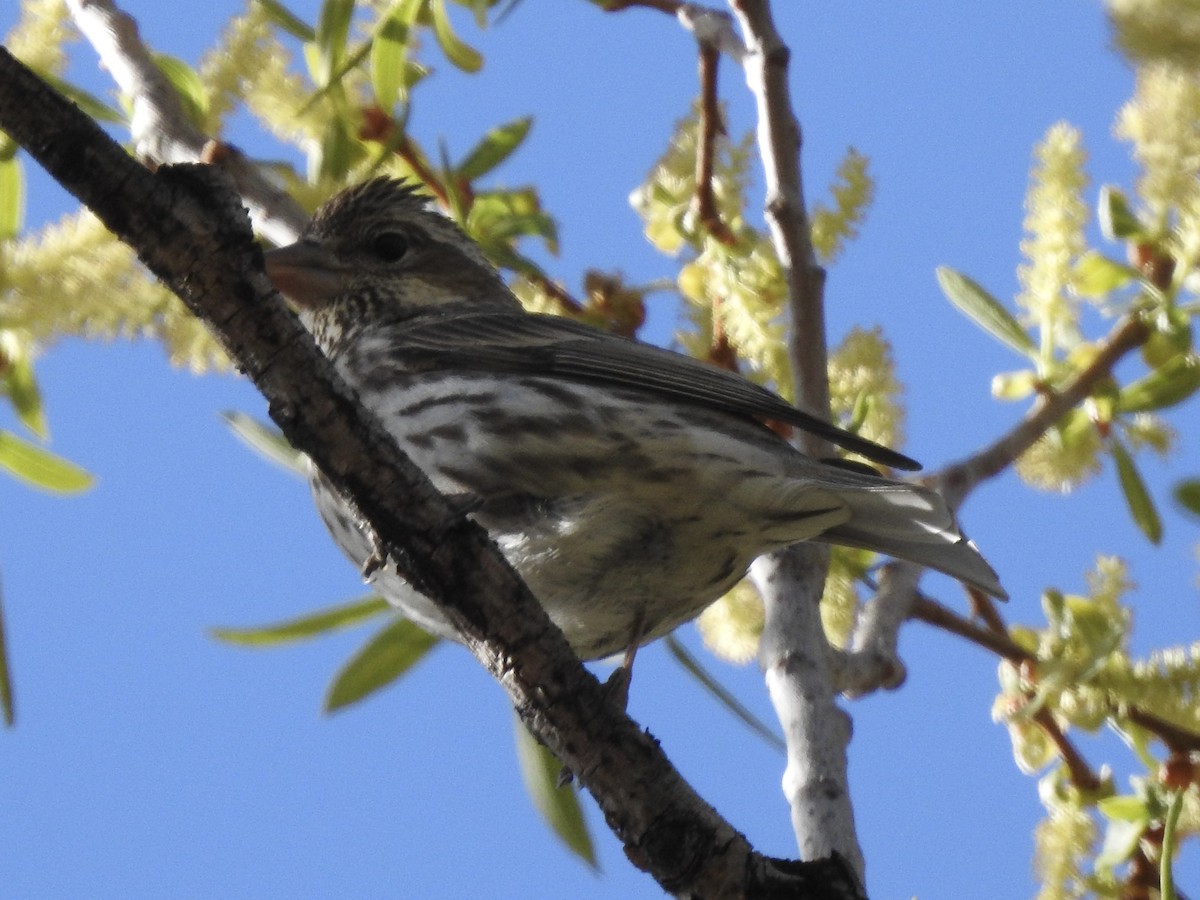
{"left": 384, "top": 307, "right": 920, "bottom": 471}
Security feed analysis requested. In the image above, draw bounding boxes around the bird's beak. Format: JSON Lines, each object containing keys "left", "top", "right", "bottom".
{"left": 264, "top": 241, "right": 345, "bottom": 310}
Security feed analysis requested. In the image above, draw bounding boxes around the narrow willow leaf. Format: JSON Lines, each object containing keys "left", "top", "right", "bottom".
{"left": 665, "top": 635, "right": 784, "bottom": 752}
{"left": 936, "top": 267, "right": 1036, "bottom": 356}
{"left": 315, "top": 0, "right": 355, "bottom": 84}
{"left": 512, "top": 712, "right": 597, "bottom": 867}
{"left": 324, "top": 618, "right": 439, "bottom": 712}
{"left": 1110, "top": 438, "right": 1162, "bottom": 544}
{"left": 3, "top": 349, "right": 47, "bottom": 439}
{"left": 152, "top": 54, "right": 209, "bottom": 126}
{"left": 254, "top": 0, "right": 316, "bottom": 41}
{"left": 0, "top": 582, "right": 14, "bottom": 726}
{"left": 1161, "top": 787, "right": 1184, "bottom": 900}
{"left": 210, "top": 595, "right": 391, "bottom": 646}
{"left": 370, "top": 11, "right": 410, "bottom": 109}
{"left": 1073, "top": 250, "right": 1137, "bottom": 299}
{"left": 1174, "top": 479, "right": 1200, "bottom": 519}
{"left": 429, "top": 0, "right": 483, "bottom": 72}
{"left": 221, "top": 410, "right": 306, "bottom": 476}
{"left": 457, "top": 116, "right": 532, "bottom": 181}
{"left": 1117, "top": 353, "right": 1200, "bottom": 413}
{"left": 0, "top": 431, "right": 93, "bottom": 494}
{"left": 35, "top": 71, "right": 124, "bottom": 123}
{"left": 1098, "top": 185, "right": 1143, "bottom": 241}
{"left": 0, "top": 155, "right": 24, "bottom": 240}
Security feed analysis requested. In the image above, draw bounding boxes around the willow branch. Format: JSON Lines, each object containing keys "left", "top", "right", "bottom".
{"left": 65, "top": 0, "right": 306, "bottom": 245}
{"left": 726, "top": 0, "right": 863, "bottom": 878}
{"left": 694, "top": 36, "right": 737, "bottom": 246}
{"left": 935, "top": 315, "right": 1151, "bottom": 508}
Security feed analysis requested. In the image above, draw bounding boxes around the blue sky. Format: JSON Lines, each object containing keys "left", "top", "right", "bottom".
{"left": 2, "top": 2, "right": 1198, "bottom": 898}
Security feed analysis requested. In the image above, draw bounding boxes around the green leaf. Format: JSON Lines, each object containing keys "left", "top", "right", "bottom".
{"left": 0, "top": 583, "right": 14, "bottom": 726}
{"left": 0, "top": 430, "right": 93, "bottom": 494}
{"left": 315, "top": 0, "right": 356, "bottom": 85}
{"left": 1111, "top": 437, "right": 1162, "bottom": 545}
{"left": 370, "top": 9, "right": 411, "bottom": 110}
{"left": 0, "top": 155, "right": 25, "bottom": 240}
{"left": 33, "top": 71, "right": 123, "bottom": 124}
{"left": 936, "top": 266, "right": 1036, "bottom": 356}
{"left": 324, "top": 618, "right": 439, "bottom": 712}
{"left": 2, "top": 344, "right": 46, "bottom": 439}
{"left": 1117, "top": 354, "right": 1200, "bottom": 413}
{"left": 221, "top": 410, "right": 306, "bottom": 477}
{"left": 152, "top": 54, "right": 209, "bottom": 126}
{"left": 457, "top": 116, "right": 532, "bottom": 181}
{"left": 468, "top": 188, "right": 558, "bottom": 253}
{"left": 210, "top": 595, "right": 391, "bottom": 646}
{"left": 512, "top": 712, "right": 597, "bottom": 867}
{"left": 254, "top": 0, "right": 316, "bottom": 41}
{"left": 1175, "top": 478, "right": 1200, "bottom": 519}
{"left": 429, "top": 0, "right": 483, "bottom": 72}
{"left": 665, "top": 635, "right": 784, "bottom": 751}
{"left": 1098, "top": 185, "right": 1143, "bottom": 241}
{"left": 1072, "top": 250, "right": 1137, "bottom": 299}
{"left": 1161, "top": 786, "right": 1184, "bottom": 900}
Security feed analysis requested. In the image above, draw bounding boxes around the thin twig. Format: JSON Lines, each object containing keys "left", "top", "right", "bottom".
{"left": 695, "top": 42, "right": 738, "bottom": 246}
{"left": 936, "top": 315, "right": 1151, "bottom": 508}
{"left": 1033, "top": 707, "right": 1103, "bottom": 791}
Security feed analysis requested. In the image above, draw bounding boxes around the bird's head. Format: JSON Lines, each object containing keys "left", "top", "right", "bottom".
{"left": 265, "top": 178, "right": 516, "bottom": 348}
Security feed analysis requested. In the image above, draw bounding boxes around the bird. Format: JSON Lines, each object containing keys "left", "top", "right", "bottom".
{"left": 264, "top": 177, "right": 1005, "bottom": 662}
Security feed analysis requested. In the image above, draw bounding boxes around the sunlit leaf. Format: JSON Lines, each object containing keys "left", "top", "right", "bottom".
{"left": 1116, "top": 354, "right": 1200, "bottom": 413}
{"left": 0, "top": 430, "right": 93, "bottom": 494}
{"left": 211, "top": 596, "right": 391, "bottom": 646}
{"left": 255, "top": 0, "right": 316, "bottom": 41}
{"left": 324, "top": 618, "right": 439, "bottom": 712}
{"left": 936, "top": 266, "right": 1036, "bottom": 356}
{"left": 1098, "top": 185, "right": 1143, "bottom": 241}
{"left": 0, "top": 155, "right": 25, "bottom": 240}
{"left": 1110, "top": 437, "right": 1162, "bottom": 544}
{"left": 2, "top": 347, "right": 47, "bottom": 439}
{"left": 221, "top": 410, "right": 306, "bottom": 477}
{"left": 512, "top": 712, "right": 597, "bottom": 867}
{"left": 152, "top": 54, "right": 209, "bottom": 126}
{"left": 457, "top": 116, "right": 532, "bottom": 181}
{"left": 1072, "top": 250, "right": 1137, "bottom": 299}
{"left": 370, "top": 8, "right": 411, "bottom": 110}
{"left": 1096, "top": 794, "right": 1150, "bottom": 869}
{"left": 315, "top": 0, "right": 356, "bottom": 85}
{"left": 429, "top": 0, "right": 483, "bottom": 72}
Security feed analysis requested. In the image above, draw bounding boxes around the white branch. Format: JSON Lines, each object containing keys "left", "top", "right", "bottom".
{"left": 65, "top": 0, "right": 306, "bottom": 245}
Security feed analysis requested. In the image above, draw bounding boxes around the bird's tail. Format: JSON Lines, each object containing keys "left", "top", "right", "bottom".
{"left": 808, "top": 480, "right": 1007, "bottom": 599}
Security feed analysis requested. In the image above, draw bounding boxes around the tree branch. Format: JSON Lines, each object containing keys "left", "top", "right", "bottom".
{"left": 0, "top": 45, "right": 865, "bottom": 900}
{"left": 725, "top": 0, "right": 863, "bottom": 876}
{"left": 65, "top": 0, "right": 306, "bottom": 245}
{"left": 935, "top": 315, "right": 1151, "bottom": 509}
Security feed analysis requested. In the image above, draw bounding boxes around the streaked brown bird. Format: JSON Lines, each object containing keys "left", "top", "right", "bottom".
{"left": 265, "top": 178, "right": 1005, "bottom": 661}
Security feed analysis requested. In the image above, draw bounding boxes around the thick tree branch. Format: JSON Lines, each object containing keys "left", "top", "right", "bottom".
{"left": 725, "top": 0, "right": 862, "bottom": 876}
{"left": 0, "top": 46, "right": 865, "bottom": 900}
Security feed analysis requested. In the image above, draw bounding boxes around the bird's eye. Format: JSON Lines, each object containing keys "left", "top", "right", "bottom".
{"left": 371, "top": 231, "right": 410, "bottom": 263}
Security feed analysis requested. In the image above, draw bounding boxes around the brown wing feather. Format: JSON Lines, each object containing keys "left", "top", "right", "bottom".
{"left": 387, "top": 306, "right": 921, "bottom": 471}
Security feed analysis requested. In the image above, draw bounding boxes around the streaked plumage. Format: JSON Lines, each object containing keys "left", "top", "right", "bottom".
{"left": 266, "top": 178, "right": 1005, "bottom": 660}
